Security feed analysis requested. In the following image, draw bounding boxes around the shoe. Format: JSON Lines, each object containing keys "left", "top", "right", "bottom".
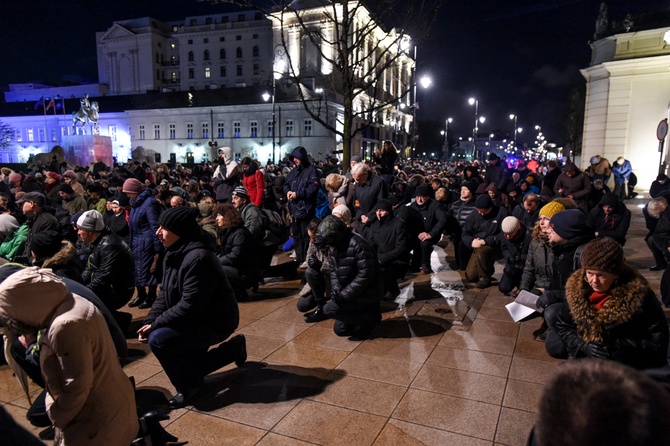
{"left": 168, "top": 385, "right": 205, "bottom": 410}
{"left": 348, "top": 324, "right": 377, "bottom": 341}
{"left": 297, "top": 261, "right": 308, "bottom": 270}
{"left": 38, "top": 425, "right": 55, "bottom": 441}
{"left": 533, "top": 321, "right": 548, "bottom": 342}
{"left": 138, "top": 297, "right": 155, "bottom": 309}
{"left": 128, "top": 296, "right": 145, "bottom": 308}
{"left": 476, "top": 278, "right": 492, "bottom": 289}
{"left": 420, "top": 266, "right": 432, "bottom": 274}
{"left": 231, "top": 334, "right": 247, "bottom": 367}
{"left": 650, "top": 264, "right": 667, "bottom": 271}
{"left": 304, "top": 306, "right": 328, "bottom": 323}
{"left": 383, "top": 289, "right": 401, "bottom": 301}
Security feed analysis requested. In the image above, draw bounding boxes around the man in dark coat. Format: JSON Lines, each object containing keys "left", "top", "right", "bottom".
{"left": 484, "top": 153, "right": 510, "bottom": 192}
{"left": 138, "top": 206, "right": 246, "bottom": 410}
{"left": 284, "top": 146, "right": 320, "bottom": 265}
{"left": 462, "top": 194, "right": 510, "bottom": 288}
{"left": 318, "top": 215, "right": 383, "bottom": 340}
{"left": 362, "top": 199, "right": 408, "bottom": 299}
{"left": 553, "top": 161, "right": 591, "bottom": 214}
{"left": 18, "top": 191, "right": 59, "bottom": 264}
{"left": 409, "top": 184, "right": 448, "bottom": 274}
{"left": 351, "top": 162, "right": 387, "bottom": 228}
{"left": 587, "top": 192, "right": 631, "bottom": 245}
{"left": 447, "top": 181, "right": 478, "bottom": 270}
{"left": 512, "top": 193, "right": 540, "bottom": 232}
{"left": 497, "top": 216, "right": 531, "bottom": 294}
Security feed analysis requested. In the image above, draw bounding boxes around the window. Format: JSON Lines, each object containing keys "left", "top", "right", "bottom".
{"left": 172, "top": 25, "right": 178, "bottom": 32}
{"left": 171, "top": 55, "right": 176, "bottom": 65}
{"left": 169, "top": 124, "right": 176, "bottom": 139}
{"left": 188, "top": 39, "right": 193, "bottom": 44}
{"left": 38, "top": 128, "right": 45, "bottom": 141}
{"left": 154, "top": 124, "right": 160, "bottom": 140}
{"left": 304, "top": 119, "right": 313, "bottom": 136}
{"left": 238, "top": 14, "right": 245, "bottom": 21}
{"left": 253, "top": 33, "right": 259, "bottom": 39}
{"left": 267, "top": 120, "right": 274, "bottom": 137}
{"left": 253, "top": 63, "right": 259, "bottom": 75}
{"left": 139, "top": 125, "right": 145, "bottom": 140}
{"left": 220, "top": 48, "right": 226, "bottom": 59}
{"left": 188, "top": 68, "right": 194, "bottom": 79}
{"left": 236, "top": 35, "right": 241, "bottom": 41}
{"left": 286, "top": 120, "right": 294, "bottom": 137}
{"left": 109, "top": 125, "right": 117, "bottom": 141}
{"left": 236, "top": 65, "right": 242, "bottom": 76}
{"left": 187, "top": 123, "right": 194, "bottom": 139}
{"left": 188, "top": 51, "right": 194, "bottom": 62}
{"left": 156, "top": 69, "right": 160, "bottom": 80}
{"left": 202, "top": 123, "right": 209, "bottom": 139}
{"left": 254, "top": 12, "right": 262, "bottom": 20}
{"left": 252, "top": 46, "right": 259, "bottom": 57}
{"left": 61, "top": 127, "right": 68, "bottom": 137}
{"left": 219, "top": 36, "right": 225, "bottom": 42}
{"left": 204, "top": 67, "right": 211, "bottom": 78}
{"left": 236, "top": 47, "right": 242, "bottom": 58}
{"left": 233, "top": 121, "right": 241, "bottom": 138}
{"left": 220, "top": 66, "right": 226, "bottom": 77}
{"left": 16, "top": 130, "right": 22, "bottom": 142}
{"left": 190, "top": 19, "right": 196, "bottom": 26}
{"left": 217, "top": 122, "right": 224, "bottom": 138}
{"left": 250, "top": 121, "right": 258, "bottom": 138}
{"left": 204, "top": 50, "right": 209, "bottom": 61}
{"left": 155, "top": 53, "right": 160, "bottom": 63}
{"left": 50, "top": 128, "right": 57, "bottom": 142}
{"left": 27, "top": 129, "right": 34, "bottom": 142}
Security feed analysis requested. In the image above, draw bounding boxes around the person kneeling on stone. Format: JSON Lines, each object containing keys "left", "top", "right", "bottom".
{"left": 137, "top": 206, "right": 247, "bottom": 409}
{"left": 497, "top": 216, "right": 531, "bottom": 295}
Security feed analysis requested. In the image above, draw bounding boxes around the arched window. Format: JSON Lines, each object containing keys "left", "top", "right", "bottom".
{"left": 204, "top": 50, "right": 210, "bottom": 61}
{"left": 252, "top": 46, "right": 259, "bottom": 57}
{"left": 220, "top": 48, "right": 226, "bottom": 59}
{"left": 236, "top": 47, "right": 242, "bottom": 58}
{"left": 188, "top": 51, "right": 194, "bottom": 62}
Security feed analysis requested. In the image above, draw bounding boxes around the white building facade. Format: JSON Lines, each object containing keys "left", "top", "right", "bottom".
{"left": 581, "top": 25, "right": 670, "bottom": 190}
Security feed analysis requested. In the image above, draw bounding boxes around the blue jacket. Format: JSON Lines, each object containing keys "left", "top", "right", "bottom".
{"left": 613, "top": 159, "right": 632, "bottom": 184}
{"left": 283, "top": 147, "right": 320, "bottom": 219}
{"left": 128, "top": 188, "right": 162, "bottom": 286}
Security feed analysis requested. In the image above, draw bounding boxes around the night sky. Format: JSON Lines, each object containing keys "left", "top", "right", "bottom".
{"left": 2, "top": 0, "right": 669, "bottom": 149}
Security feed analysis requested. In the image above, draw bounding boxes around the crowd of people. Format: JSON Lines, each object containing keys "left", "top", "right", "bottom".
{"left": 0, "top": 143, "right": 667, "bottom": 444}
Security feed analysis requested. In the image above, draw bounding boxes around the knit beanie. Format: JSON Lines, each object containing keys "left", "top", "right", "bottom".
{"left": 63, "top": 170, "right": 77, "bottom": 179}
{"left": 580, "top": 237, "right": 624, "bottom": 274}
{"left": 332, "top": 204, "right": 352, "bottom": 225}
{"left": 59, "top": 183, "right": 74, "bottom": 195}
{"left": 30, "top": 230, "right": 62, "bottom": 260}
{"left": 550, "top": 209, "right": 587, "bottom": 240}
{"left": 232, "top": 186, "right": 249, "bottom": 200}
{"left": 415, "top": 184, "right": 432, "bottom": 197}
{"left": 122, "top": 178, "right": 145, "bottom": 195}
{"left": 501, "top": 216, "right": 522, "bottom": 235}
{"left": 77, "top": 210, "right": 105, "bottom": 232}
{"left": 158, "top": 206, "right": 200, "bottom": 238}
{"left": 598, "top": 193, "right": 619, "bottom": 208}
{"left": 47, "top": 172, "right": 61, "bottom": 181}
{"left": 539, "top": 201, "right": 565, "bottom": 219}
{"left": 462, "top": 181, "right": 477, "bottom": 196}
{"left": 375, "top": 199, "right": 393, "bottom": 213}
{"left": 475, "top": 194, "right": 493, "bottom": 209}
{"left": 0, "top": 214, "right": 19, "bottom": 236}
{"left": 562, "top": 160, "right": 577, "bottom": 173}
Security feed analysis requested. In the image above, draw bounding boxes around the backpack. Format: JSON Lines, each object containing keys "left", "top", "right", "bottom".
{"left": 262, "top": 208, "right": 288, "bottom": 244}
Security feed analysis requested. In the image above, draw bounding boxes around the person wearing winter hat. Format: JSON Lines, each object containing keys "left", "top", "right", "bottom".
{"left": 497, "top": 216, "right": 531, "bottom": 294}
{"left": 59, "top": 183, "right": 88, "bottom": 216}
{"left": 461, "top": 190, "right": 510, "bottom": 288}
{"left": 62, "top": 169, "right": 85, "bottom": 197}
{"left": 446, "top": 180, "right": 479, "bottom": 270}
{"left": 545, "top": 237, "right": 669, "bottom": 369}
{"left": 612, "top": 156, "right": 634, "bottom": 201}
{"left": 0, "top": 214, "right": 27, "bottom": 261}
{"left": 332, "top": 204, "right": 352, "bottom": 226}
{"left": 17, "top": 192, "right": 59, "bottom": 264}
{"left": 586, "top": 153, "right": 612, "bottom": 183}
{"left": 587, "top": 192, "right": 631, "bottom": 245}
{"left": 138, "top": 205, "right": 246, "bottom": 410}
{"left": 554, "top": 160, "right": 591, "bottom": 214}
{"left": 409, "top": 180, "right": 448, "bottom": 274}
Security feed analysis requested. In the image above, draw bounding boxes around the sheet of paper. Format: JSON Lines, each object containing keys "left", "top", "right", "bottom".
{"left": 515, "top": 290, "right": 543, "bottom": 313}
{"left": 505, "top": 302, "right": 537, "bottom": 322}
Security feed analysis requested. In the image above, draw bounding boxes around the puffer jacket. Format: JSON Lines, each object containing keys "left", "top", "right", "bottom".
{"left": 519, "top": 237, "right": 553, "bottom": 291}
{"left": 461, "top": 205, "right": 510, "bottom": 247}
{"left": 555, "top": 265, "right": 669, "bottom": 369}
{"left": 216, "top": 225, "right": 257, "bottom": 273}
{"left": 128, "top": 188, "right": 162, "bottom": 286}
{"left": 0, "top": 267, "right": 137, "bottom": 445}
{"left": 447, "top": 197, "right": 477, "bottom": 234}
{"left": 323, "top": 222, "right": 382, "bottom": 305}
{"left": 283, "top": 147, "right": 320, "bottom": 219}
{"left": 82, "top": 229, "right": 135, "bottom": 310}
{"left": 410, "top": 198, "right": 448, "bottom": 240}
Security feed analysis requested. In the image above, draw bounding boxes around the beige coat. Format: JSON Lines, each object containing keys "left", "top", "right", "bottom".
{"left": 0, "top": 268, "right": 137, "bottom": 446}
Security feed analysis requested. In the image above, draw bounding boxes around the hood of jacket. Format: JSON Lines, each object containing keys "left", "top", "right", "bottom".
{"left": 289, "top": 146, "right": 310, "bottom": 166}
{"left": 0, "top": 267, "right": 70, "bottom": 329}
{"left": 317, "top": 214, "right": 350, "bottom": 247}
{"left": 565, "top": 264, "right": 646, "bottom": 343}
{"left": 42, "top": 241, "right": 76, "bottom": 269}
{"left": 221, "top": 146, "right": 234, "bottom": 164}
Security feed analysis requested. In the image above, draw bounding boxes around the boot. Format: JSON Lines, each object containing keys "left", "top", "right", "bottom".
{"left": 128, "top": 286, "right": 147, "bottom": 308}
{"left": 304, "top": 306, "right": 328, "bottom": 323}
{"left": 138, "top": 285, "right": 157, "bottom": 309}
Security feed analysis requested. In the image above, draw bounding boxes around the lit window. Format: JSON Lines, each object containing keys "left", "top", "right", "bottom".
{"left": 217, "top": 122, "right": 225, "bottom": 138}
{"left": 202, "top": 123, "right": 209, "bottom": 139}
{"left": 205, "top": 67, "right": 211, "bottom": 78}
{"left": 154, "top": 124, "right": 160, "bottom": 140}
{"left": 109, "top": 126, "right": 117, "bottom": 141}
{"left": 286, "top": 120, "right": 294, "bottom": 137}
{"left": 267, "top": 121, "right": 274, "bottom": 137}
{"left": 233, "top": 121, "right": 241, "bottom": 138}
{"left": 250, "top": 121, "right": 258, "bottom": 138}
{"left": 139, "top": 125, "right": 145, "bottom": 140}
{"left": 187, "top": 123, "right": 194, "bottom": 139}
{"left": 169, "top": 124, "right": 176, "bottom": 139}
{"left": 27, "top": 129, "right": 34, "bottom": 142}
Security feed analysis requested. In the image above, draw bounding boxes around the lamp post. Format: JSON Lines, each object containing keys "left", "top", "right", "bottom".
{"left": 468, "top": 98, "right": 480, "bottom": 160}
{"left": 410, "top": 46, "right": 432, "bottom": 158}
{"left": 509, "top": 114, "right": 518, "bottom": 150}
{"left": 262, "top": 53, "right": 286, "bottom": 164}
{"left": 442, "top": 117, "right": 452, "bottom": 156}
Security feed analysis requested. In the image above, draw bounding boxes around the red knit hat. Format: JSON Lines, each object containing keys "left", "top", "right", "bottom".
{"left": 122, "top": 178, "right": 145, "bottom": 195}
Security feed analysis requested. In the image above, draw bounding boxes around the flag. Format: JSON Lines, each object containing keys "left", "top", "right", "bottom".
{"left": 55, "top": 98, "right": 64, "bottom": 110}
{"left": 34, "top": 96, "right": 45, "bottom": 110}
{"left": 46, "top": 99, "right": 55, "bottom": 111}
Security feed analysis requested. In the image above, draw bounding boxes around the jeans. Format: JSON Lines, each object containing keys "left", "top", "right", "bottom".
{"left": 291, "top": 215, "right": 314, "bottom": 265}
{"left": 323, "top": 298, "right": 381, "bottom": 335}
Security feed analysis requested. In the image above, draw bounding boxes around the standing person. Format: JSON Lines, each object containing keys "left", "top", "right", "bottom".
{"left": 378, "top": 140, "right": 398, "bottom": 185}
{"left": 0, "top": 267, "right": 138, "bottom": 446}
{"left": 284, "top": 146, "right": 320, "bottom": 266}
{"left": 318, "top": 215, "right": 383, "bottom": 340}
{"left": 213, "top": 147, "right": 240, "bottom": 203}
{"left": 240, "top": 157, "right": 265, "bottom": 207}
{"left": 137, "top": 206, "right": 246, "bottom": 409}
{"left": 123, "top": 178, "right": 162, "bottom": 309}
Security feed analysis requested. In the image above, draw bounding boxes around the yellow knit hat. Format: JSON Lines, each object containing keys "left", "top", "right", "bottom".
{"left": 539, "top": 201, "right": 565, "bottom": 219}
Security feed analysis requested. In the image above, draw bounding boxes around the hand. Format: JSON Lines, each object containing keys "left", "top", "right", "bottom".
{"left": 536, "top": 293, "right": 550, "bottom": 309}
{"left": 581, "top": 342, "right": 609, "bottom": 359}
{"left": 360, "top": 214, "right": 369, "bottom": 224}
{"left": 307, "top": 256, "right": 322, "bottom": 271}
{"left": 330, "top": 290, "right": 342, "bottom": 304}
{"left": 137, "top": 324, "right": 153, "bottom": 344}
{"left": 558, "top": 188, "right": 564, "bottom": 194}
{"left": 511, "top": 289, "right": 520, "bottom": 298}
{"left": 287, "top": 191, "right": 297, "bottom": 201}
{"left": 149, "top": 254, "right": 160, "bottom": 273}
{"left": 18, "top": 334, "right": 36, "bottom": 349}
{"left": 568, "top": 195, "right": 574, "bottom": 199}
{"left": 418, "top": 232, "right": 432, "bottom": 242}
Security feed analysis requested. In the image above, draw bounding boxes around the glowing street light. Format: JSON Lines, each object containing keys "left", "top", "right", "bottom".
{"left": 469, "top": 98, "right": 480, "bottom": 159}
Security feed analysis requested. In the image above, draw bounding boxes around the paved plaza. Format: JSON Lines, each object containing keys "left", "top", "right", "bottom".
{"left": 1, "top": 198, "right": 664, "bottom": 445}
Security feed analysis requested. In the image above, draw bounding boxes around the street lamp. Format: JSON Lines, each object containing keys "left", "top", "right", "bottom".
{"left": 262, "top": 54, "right": 285, "bottom": 164}
{"left": 442, "top": 117, "right": 453, "bottom": 156}
{"left": 510, "top": 114, "right": 519, "bottom": 149}
{"left": 410, "top": 71, "right": 432, "bottom": 157}
{"left": 469, "top": 98, "right": 480, "bottom": 160}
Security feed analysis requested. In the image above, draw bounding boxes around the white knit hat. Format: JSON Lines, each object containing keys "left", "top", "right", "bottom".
{"left": 501, "top": 216, "right": 521, "bottom": 235}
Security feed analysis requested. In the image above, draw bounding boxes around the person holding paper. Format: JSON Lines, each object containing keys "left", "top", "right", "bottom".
{"left": 549, "top": 237, "right": 668, "bottom": 370}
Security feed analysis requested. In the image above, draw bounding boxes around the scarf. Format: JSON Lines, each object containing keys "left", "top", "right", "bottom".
{"left": 589, "top": 291, "right": 612, "bottom": 311}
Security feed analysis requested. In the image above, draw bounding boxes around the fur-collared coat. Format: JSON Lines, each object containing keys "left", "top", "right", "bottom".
{"left": 555, "top": 265, "right": 669, "bottom": 369}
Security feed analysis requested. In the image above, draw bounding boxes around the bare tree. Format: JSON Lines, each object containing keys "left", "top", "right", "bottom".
{"left": 0, "top": 121, "right": 16, "bottom": 152}
{"left": 199, "top": 0, "right": 442, "bottom": 167}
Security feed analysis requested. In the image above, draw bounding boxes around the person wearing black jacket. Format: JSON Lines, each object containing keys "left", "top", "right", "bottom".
{"left": 284, "top": 146, "right": 320, "bottom": 265}
{"left": 409, "top": 184, "right": 448, "bottom": 274}
{"left": 447, "top": 181, "right": 478, "bottom": 270}
{"left": 497, "top": 217, "right": 532, "bottom": 294}
{"left": 17, "top": 191, "right": 59, "bottom": 264}
{"left": 587, "top": 193, "right": 631, "bottom": 245}
{"left": 138, "top": 206, "right": 246, "bottom": 410}
{"left": 461, "top": 194, "right": 510, "bottom": 288}
{"left": 215, "top": 203, "right": 257, "bottom": 301}
{"left": 351, "top": 162, "right": 387, "bottom": 228}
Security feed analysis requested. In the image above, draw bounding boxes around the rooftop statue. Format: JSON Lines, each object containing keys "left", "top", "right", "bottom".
{"left": 72, "top": 94, "right": 100, "bottom": 134}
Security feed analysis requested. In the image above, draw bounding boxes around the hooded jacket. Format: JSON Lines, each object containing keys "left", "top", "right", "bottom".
{"left": 586, "top": 193, "right": 631, "bottom": 245}
{"left": 555, "top": 265, "right": 669, "bottom": 369}
{"left": 128, "top": 188, "right": 162, "bottom": 286}
{"left": 0, "top": 268, "right": 137, "bottom": 445}
{"left": 283, "top": 147, "right": 320, "bottom": 219}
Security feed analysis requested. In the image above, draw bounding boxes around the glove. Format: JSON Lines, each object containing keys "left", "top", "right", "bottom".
{"left": 580, "top": 342, "right": 610, "bottom": 359}
{"left": 536, "top": 293, "right": 550, "bottom": 309}
{"left": 330, "top": 290, "right": 342, "bottom": 304}
{"left": 307, "top": 256, "right": 322, "bottom": 271}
